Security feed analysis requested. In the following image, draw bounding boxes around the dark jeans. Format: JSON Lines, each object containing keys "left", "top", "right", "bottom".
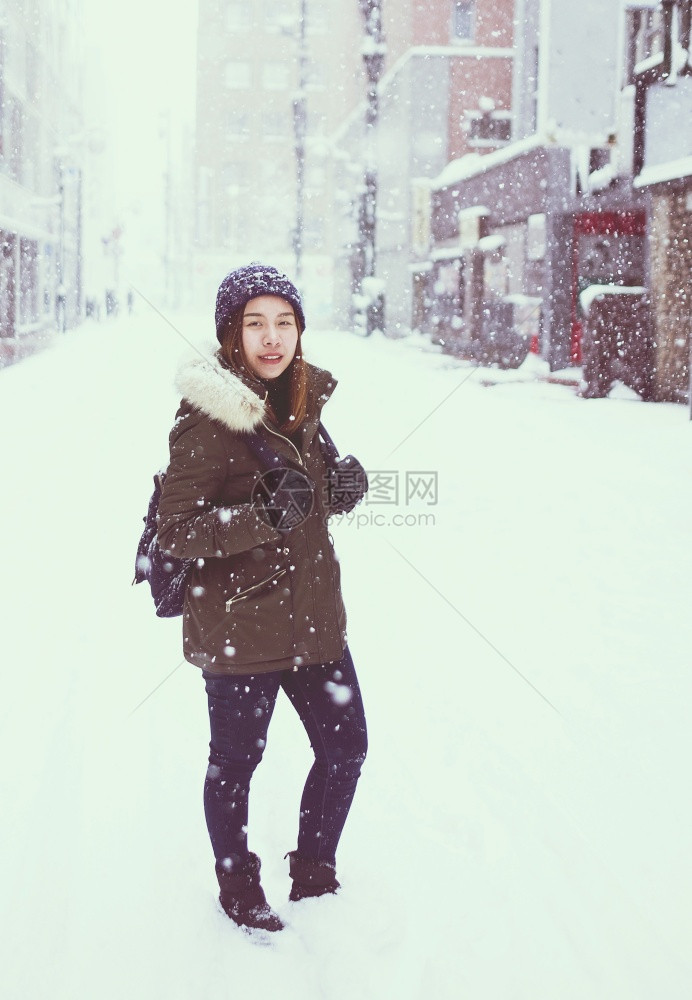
{"left": 203, "top": 647, "right": 367, "bottom": 867}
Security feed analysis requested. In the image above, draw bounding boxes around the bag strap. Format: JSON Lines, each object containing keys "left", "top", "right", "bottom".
{"left": 244, "top": 431, "right": 287, "bottom": 470}
{"left": 317, "top": 421, "right": 340, "bottom": 464}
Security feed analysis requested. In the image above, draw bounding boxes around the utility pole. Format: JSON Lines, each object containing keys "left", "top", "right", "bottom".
{"left": 56, "top": 157, "right": 66, "bottom": 333}
{"left": 292, "top": 0, "right": 308, "bottom": 283}
{"left": 161, "top": 111, "right": 174, "bottom": 308}
{"left": 358, "top": 0, "right": 386, "bottom": 334}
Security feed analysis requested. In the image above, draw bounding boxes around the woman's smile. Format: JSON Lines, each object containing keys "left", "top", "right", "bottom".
{"left": 242, "top": 295, "right": 298, "bottom": 379}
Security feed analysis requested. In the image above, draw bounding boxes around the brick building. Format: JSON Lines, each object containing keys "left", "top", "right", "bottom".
{"left": 331, "top": 0, "right": 515, "bottom": 334}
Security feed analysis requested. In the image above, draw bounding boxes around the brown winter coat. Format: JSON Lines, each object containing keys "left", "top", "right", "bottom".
{"left": 157, "top": 349, "right": 348, "bottom": 675}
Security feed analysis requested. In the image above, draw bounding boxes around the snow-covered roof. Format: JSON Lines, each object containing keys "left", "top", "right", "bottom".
{"left": 430, "top": 245, "right": 465, "bottom": 262}
{"left": 429, "top": 232, "right": 505, "bottom": 260}
{"left": 431, "top": 134, "right": 550, "bottom": 191}
{"left": 588, "top": 163, "right": 615, "bottom": 193}
{"left": 634, "top": 42, "right": 691, "bottom": 78}
{"left": 477, "top": 234, "right": 506, "bottom": 254}
{"left": 622, "top": 0, "right": 659, "bottom": 9}
{"left": 635, "top": 53, "right": 664, "bottom": 79}
{"left": 579, "top": 284, "right": 647, "bottom": 315}
{"left": 329, "top": 45, "right": 513, "bottom": 148}
{"left": 360, "top": 38, "right": 388, "bottom": 58}
{"left": 0, "top": 210, "right": 53, "bottom": 242}
{"left": 634, "top": 155, "right": 692, "bottom": 188}
{"left": 503, "top": 294, "right": 542, "bottom": 307}
{"left": 458, "top": 204, "right": 490, "bottom": 219}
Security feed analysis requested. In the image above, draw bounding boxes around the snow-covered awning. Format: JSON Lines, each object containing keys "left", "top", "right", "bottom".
{"left": 431, "top": 135, "right": 549, "bottom": 190}
{"left": 477, "top": 234, "right": 506, "bottom": 254}
{"left": 634, "top": 155, "right": 692, "bottom": 188}
{"left": 430, "top": 246, "right": 465, "bottom": 262}
{"left": 588, "top": 163, "right": 615, "bottom": 193}
{"left": 0, "top": 211, "right": 54, "bottom": 242}
{"left": 503, "top": 294, "right": 542, "bottom": 308}
{"left": 579, "top": 284, "right": 647, "bottom": 316}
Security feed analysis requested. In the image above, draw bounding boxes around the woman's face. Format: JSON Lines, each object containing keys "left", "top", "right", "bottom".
{"left": 241, "top": 295, "right": 299, "bottom": 380}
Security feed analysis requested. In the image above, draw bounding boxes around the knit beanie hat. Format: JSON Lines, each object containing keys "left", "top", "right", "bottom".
{"left": 214, "top": 262, "right": 306, "bottom": 343}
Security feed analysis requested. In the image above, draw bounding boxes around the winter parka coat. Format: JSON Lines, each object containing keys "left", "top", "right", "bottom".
{"left": 157, "top": 349, "right": 348, "bottom": 676}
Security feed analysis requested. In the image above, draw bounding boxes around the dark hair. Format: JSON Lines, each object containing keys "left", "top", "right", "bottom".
{"left": 220, "top": 304, "right": 308, "bottom": 433}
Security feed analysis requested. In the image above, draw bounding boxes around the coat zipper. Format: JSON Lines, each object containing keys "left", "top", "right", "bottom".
{"left": 261, "top": 417, "right": 304, "bottom": 467}
{"left": 225, "top": 567, "right": 288, "bottom": 612}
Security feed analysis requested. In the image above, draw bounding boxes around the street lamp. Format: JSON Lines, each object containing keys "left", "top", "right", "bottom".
{"left": 358, "top": 0, "right": 386, "bottom": 335}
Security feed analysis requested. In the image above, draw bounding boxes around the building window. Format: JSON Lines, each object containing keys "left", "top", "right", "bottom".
{"left": 306, "top": 164, "right": 326, "bottom": 189}
{"left": 625, "top": 7, "right": 665, "bottom": 83}
{"left": 226, "top": 3, "right": 251, "bottom": 33}
{"left": 452, "top": 1, "right": 475, "bottom": 42}
{"left": 262, "top": 64, "right": 290, "bottom": 90}
{"left": 304, "top": 219, "right": 325, "bottom": 244}
{"left": 222, "top": 161, "right": 247, "bottom": 191}
{"left": 308, "top": 108, "right": 326, "bottom": 135}
{"left": 224, "top": 61, "right": 251, "bottom": 89}
{"left": 466, "top": 111, "right": 512, "bottom": 147}
{"left": 263, "top": 109, "right": 289, "bottom": 139}
{"left": 227, "top": 110, "right": 251, "bottom": 140}
{"left": 305, "top": 61, "right": 325, "bottom": 91}
{"left": 307, "top": 10, "right": 328, "bottom": 35}
{"left": 265, "top": 0, "right": 295, "bottom": 33}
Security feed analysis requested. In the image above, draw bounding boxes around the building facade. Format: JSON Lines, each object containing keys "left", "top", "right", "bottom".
{"left": 0, "top": 0, "right": 86, "bottom": 365}
{"left": 331, "top": 0, "right": 516, "bottom": 335}
{"left": 423, "top": 0, "right": 652, "bottom": 371}
{"left": 632, "top": 0, "right": 692, "bottom": 403}
{"left": 193, "top": 0, "right": 364, "bottom": 319}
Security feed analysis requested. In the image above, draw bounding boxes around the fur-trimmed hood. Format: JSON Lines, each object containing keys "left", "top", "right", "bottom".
{"left": 175, "top": 348, "right": 266, "bottom": 433}
{"left": 174, "top": 348, "right": 335, "bottom": 434}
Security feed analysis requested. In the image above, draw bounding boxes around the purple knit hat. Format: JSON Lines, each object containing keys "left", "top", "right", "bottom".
{"left": 214, "top": 262, "right": 306, "bottom": 343}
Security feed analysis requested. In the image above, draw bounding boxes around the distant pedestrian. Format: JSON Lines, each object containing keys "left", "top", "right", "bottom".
{"left": 157, "top": 263, "right": 368, "bottom": 934}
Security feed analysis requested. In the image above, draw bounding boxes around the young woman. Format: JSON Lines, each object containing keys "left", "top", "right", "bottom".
{"left": 157, "top": 263, "right": 368, "bottom": 933}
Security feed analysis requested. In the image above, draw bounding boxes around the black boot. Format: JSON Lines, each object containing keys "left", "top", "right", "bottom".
{"left": 215, "top": 853, "right": 284, "bottom": 932}
{"left": 286, "top": 851, "right": 341, "bottom": 902}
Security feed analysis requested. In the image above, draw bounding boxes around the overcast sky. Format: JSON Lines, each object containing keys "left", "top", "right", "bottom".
{"left": 83, "top": 0, "right": 198, "bottom": 204}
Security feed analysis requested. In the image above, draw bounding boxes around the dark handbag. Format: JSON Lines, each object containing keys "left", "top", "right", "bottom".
{"left": 318, "top": 423, "right": 368, "bottom": 515}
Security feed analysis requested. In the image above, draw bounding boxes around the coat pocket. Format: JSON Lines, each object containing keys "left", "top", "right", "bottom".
{"left": 224, "top": 567, "right": 288, "bottom": 613}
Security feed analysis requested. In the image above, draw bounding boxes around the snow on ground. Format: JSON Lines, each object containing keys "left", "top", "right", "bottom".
{"left": 1, "top": 307, "right": 691, "bottom": 999}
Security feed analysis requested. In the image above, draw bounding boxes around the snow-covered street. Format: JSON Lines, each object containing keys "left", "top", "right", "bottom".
{"left": 1, "top": 310, "right": 691, "bottom": 999}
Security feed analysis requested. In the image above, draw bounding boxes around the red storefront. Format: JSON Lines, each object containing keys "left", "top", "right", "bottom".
{"left": 570, "top": 211, "right": 647, "bottom": 363}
